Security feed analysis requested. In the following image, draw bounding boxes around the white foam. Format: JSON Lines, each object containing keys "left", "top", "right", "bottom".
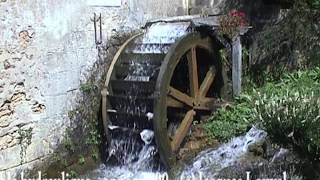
{"left": 125, "top": 75, "right": 150, "bottom": 82}
{"left": 146, "top": 112, "right": 154, "bottom": 121}
{"left": 140, "top": 129, "right": 154, "bottom": 145}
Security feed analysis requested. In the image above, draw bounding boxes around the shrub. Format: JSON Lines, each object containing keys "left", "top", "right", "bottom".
{"left": 256, "top": 91, "right": 320, "bottom": 161}
{"left": 255, "top": 67, "right": 320, "bottom": 161}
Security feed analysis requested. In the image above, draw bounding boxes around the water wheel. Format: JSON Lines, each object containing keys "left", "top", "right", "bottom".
{"left": 101, "top": 22, "right": 227, "bottom": 168}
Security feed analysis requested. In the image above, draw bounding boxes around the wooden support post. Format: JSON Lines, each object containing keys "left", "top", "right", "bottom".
{"left": 183, "top": 0, "right": 190, "bottom": 15}
{"left": 232, "top": 35, "right": 242, "bottom": 97}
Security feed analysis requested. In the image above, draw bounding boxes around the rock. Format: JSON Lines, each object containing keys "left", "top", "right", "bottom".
{"left": 11, "top": 92, "right": 26, "bottom": 105}
{"left": 185, "top": 141, "right": 201, "bottom": 150}
{"left": 31, "top": 102, "right": 46, "bottom": 113}
{"left": 0, "top": 135, "right": 13, "bottom": 150}
{"left": 0, "top": 104, "right": 13, "bottom": 118}
{"left": 3, "top": 59, "right": 14, "bottom": 69}
{"left": 247, "top": 142, "right": 265, "bottom": 156}
{"left": 271, "top": 148, "right": 290, "bottom": 163}
{"left": 0, "top": 118, "right": 11, "bottom": 128}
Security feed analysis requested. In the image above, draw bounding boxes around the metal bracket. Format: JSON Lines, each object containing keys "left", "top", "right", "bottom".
{"left": 91, "top": 13, "right": 103, "bottom": 47}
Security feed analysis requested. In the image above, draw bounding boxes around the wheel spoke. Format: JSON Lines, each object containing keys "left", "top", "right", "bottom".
{"left": 171, "top": 110, "right": 195, "bottom": 152}
{"left": 187, "top": 47, "right": 199, "bottom": 98}
{"left": 168, "top": 86, "right": 194, "bottom": 107}
{"left": 199, "top": 66, "right": 216, "bottom": 98}
{"left": 167, "top": 96, "right": 185, "bottom": 108}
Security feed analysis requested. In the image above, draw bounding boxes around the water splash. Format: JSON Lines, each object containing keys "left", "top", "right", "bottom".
{"left": 124, "top": 60, "right": 158, "bottom": 81}
{"left": 140, "top": 129, "right": 154, "bottom": 145}
{"left": 85, "top": 127, "right": 162, "bottom": 180}
{"left": 180, "top": 126, "right": 268, "bottom": 178}
{"left": 105, "top": 128, "right": 159, "bottom": 171}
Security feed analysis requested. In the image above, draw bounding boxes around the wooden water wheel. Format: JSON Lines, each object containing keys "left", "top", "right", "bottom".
{"left": 101, "top": 21, "right": 228, "bottom": 168}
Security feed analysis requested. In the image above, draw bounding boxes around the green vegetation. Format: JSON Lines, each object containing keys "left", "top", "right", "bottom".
{"left": 79, "top": 82, "right": 96, "bottom": 93}
{"left": 78, "top": 155, "right": 86, "bottom": 165}
{"left": 62, "top": 128, "right": 76, "bottom": 153}
{"left": 249, "top": 0, "right": 320, "bottom": 85}
{"left": 256, "top": 67, "right": 320, "bottom": 161}
{"left": 205, "top": 66, "right": 320, "bottom": 157}
{"left": 205, "top": 95, "right": 256, "bottom": 141}
{"left": 303, "top": 0, "right": 320, "bottom": 8}
{"left": 85, "top": 123, "right": 101, "bottom": 146}
{"left": 68, "top": 110, "right": 77, "bottom": 120}
{"left": 311, "top": 0, "right": 320, "bottom": 8}
{"left": 68, "top": 170, "right": 78, "bottom": 178}
{"left": 48, "top": 76, "right": 103, "bottom": 173}
{"left": 91, "top": 149, "right": 99, "bottom": 161}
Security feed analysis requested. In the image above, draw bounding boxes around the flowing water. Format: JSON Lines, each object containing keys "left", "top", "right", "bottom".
{"left": 85, "top": 126, "right": 268, "bottom": 179}
{"left": 179, "top": 126, "right": 267, "bottom": 179}
{"left": 85, "top": 129, "right": 163, "bottom": 180}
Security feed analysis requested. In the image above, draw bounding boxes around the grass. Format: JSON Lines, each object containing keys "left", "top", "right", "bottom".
{"left": 204, "top": 95, "right": 256, "bottom": 141}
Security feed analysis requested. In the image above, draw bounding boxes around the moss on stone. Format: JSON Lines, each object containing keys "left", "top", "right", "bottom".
{"left": 18, "top": 127, "right": 33, "bottom": 165}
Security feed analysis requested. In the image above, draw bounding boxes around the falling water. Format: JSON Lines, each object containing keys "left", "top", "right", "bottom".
{"left": 142, "top": 22, "right": 192, "bottom": 44}
{"left": 95, "top": 58, "right": 162, "bottom": 178}
{"left": 130, "top": 22, "right": 192, "bottom": 54}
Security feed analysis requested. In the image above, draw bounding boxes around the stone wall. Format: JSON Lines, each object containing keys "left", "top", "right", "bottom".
{"left": 0, "top": 0, "right": 189, "bottom": 177}
{"left": 189, "top": 0, "right": 226, "bottom": 15}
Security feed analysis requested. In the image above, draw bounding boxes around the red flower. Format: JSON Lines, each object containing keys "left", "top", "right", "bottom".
{"left": 228, "top": 10, "right": 247, "bottom": 26}
{"left": 229, "top": 10, "right": 246, "bottom": 17}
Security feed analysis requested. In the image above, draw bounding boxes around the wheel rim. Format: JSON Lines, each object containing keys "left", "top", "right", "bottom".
{"left": 154, "top": 32, "right": 223, "bottom": 167}
{"left": 102, "top": 30, "right": 224, "bottom": 169}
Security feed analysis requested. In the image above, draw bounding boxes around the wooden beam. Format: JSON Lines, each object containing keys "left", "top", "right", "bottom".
{"left": 199, "top": 66, "right": 216, "bottom": 97}
{"left": 168, "top": 86, "right": 194, "bottom": 107}
{"left": 167, "top": 96, "right": 185, "bottom": 108}
{"left": 171, "top": 110, "right": 195, "bottom": 152}
{"left": 101, "top": 88, "right": 111, "bottom": 145}
{"left": 232, "top": 35, "right": 242, "bottom": 97}
{"left": 187, "top": 47, "right": 199, "bottom": 98}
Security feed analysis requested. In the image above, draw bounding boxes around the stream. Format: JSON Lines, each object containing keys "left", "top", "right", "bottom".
{"left": 85, "top": 126, "right": 274, "bottom": 180}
